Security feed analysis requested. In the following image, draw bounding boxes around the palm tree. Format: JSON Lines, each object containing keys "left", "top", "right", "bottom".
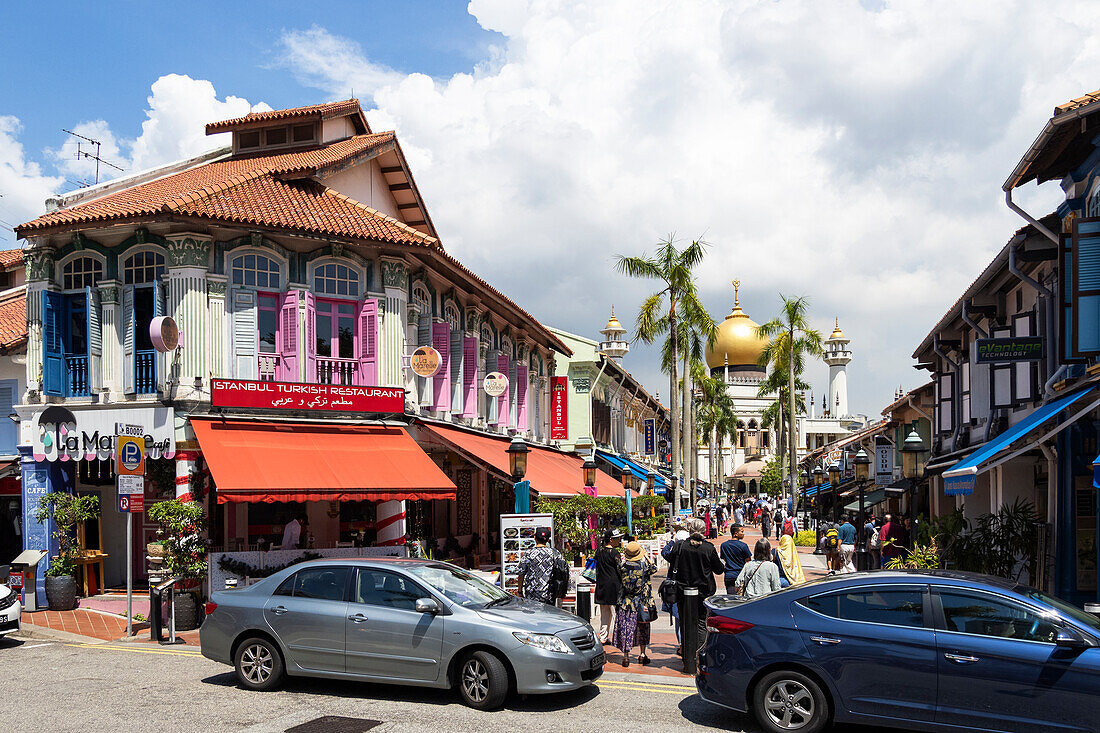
{"left": 616, "top": 236, "right": 714, "bottom": 513}
{"left": 757, "top": 296, "right": 824, "bottom": 507}
{"left": 695, "top": 367, "right": 737, "bottom": 493}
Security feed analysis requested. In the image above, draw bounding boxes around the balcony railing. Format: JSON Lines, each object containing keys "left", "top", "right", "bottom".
{"left": 65, "top": 355, "right": 88, "bottom": 397}
{"left": 317, "top": 357, "right": 359, "bottom": 386}
{"left": 136, "top": 350, "right": 156, "bottom": 394}
{"left": 258, "top": 354, "right": 281, "bottom": 382}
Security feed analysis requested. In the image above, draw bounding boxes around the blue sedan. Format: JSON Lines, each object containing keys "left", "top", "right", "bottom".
{"left": 696, "top": 570, "right": 1100, "bottom": 733}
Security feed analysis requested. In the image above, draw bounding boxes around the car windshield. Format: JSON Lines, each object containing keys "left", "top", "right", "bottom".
{"left": 1027, "top": 589, "right": 1100, "bottom": 634}
{"left": 405, "top": 563, "right": 511, "bottom": 608}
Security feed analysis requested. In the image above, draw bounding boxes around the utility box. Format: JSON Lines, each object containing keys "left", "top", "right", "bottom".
{"left": 9, "top": 550, "right": 46, "bottom": 612}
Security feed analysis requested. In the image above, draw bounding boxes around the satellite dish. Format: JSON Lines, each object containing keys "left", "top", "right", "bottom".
{"left": 149, "top": 316, "right": 179, "bottom": 352}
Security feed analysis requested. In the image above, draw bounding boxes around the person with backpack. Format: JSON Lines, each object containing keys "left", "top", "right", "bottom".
{"left": 782, "top": 513, "right": 796, "bottom": 537}
{"left": 821, "top": 520, "right": 841, "bottom": 574}
{"left": 517, "top": 527, "right": 569, "bottom": 604}
{"left": 612, "top": 541, "right": 656, "bottom": 667}
{"left": 865, "top": 514, "right": 881, "bottom": 569}
{"left": 773, "top": 507, "right": 784, "bottom": 539}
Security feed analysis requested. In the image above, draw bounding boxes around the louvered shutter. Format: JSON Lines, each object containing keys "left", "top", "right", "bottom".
{"left": 357, "top": 298, "right": 378, "bottom": 386}
{"left": 486, "top": 349, "right": 499, "bottom": 423}
{"left": 516, "top": 364, "right": 529, "bottom": 431}
{"left": 497, "top": 353, "right": 511, "bottom": 427}
{"left": 462, "top": 336, "right": 477, "bottom": 417}
{"left": 418, "top": 314, "right": 431, "bottom": 405}
{"left": 303, "top": 291, "right": 317, "bottom": 383}
{"left": 278, "top": 291, "right": 299, "bottom": 381}
{"left": 122, "top": 285, "right": 135, "bottom": 393}
{"left": 41, "top": 291, "right": 64, "bottom": 396}
{"left": 0, "top": 381, "right": 15, "bottom": 454}
{"left": 1073, "top": 218, "right": 1100, "bottom": 356}
{"left": 427, "top": 322, "right": 448, "bottom": 411}
{"left": 230, "top": 288, "right": 257, "bottom": 380}
{"left": 450, "top": 329, "right": 463, "bottom": 413}
{"left": 86, "top": 286, "right": 101, "bottom": 393}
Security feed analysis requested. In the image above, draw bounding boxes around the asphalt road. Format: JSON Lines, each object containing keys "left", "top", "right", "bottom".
{"left": 0, "top": 635, "right": 768, "bottom": 733}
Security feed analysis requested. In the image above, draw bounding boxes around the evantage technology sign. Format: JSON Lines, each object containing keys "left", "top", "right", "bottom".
{"left": 32, "top": 406, "right": 175, "bottom": 463}
{"left": 975, "top": 337, "right": 1045, "bottom": 363}
{"left": 211, "top": 379, "right": 405, "bottom": 413}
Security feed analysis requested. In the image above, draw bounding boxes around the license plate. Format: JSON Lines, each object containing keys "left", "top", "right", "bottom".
{"left": 590, "top": 652, "right": 605, "bottom": 668}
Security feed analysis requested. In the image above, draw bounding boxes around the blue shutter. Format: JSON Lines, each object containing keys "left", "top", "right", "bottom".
{"left": 42, "top": 291, "right": 64, "bottom": 396}
{"left": 1073, "top": 218, "right": 1100, "bottom": 356}
{"left": 1062, "top": 233, "right": 1078, "bottom": 362}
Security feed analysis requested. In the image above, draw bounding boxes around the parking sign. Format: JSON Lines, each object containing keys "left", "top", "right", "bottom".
{"left": 117, "top": 435, "right": 145, "bottom": 476}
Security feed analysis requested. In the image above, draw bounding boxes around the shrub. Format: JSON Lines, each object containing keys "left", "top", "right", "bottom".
{"left": 35, "top": 491, "right": 100, "bottom": 578}
{"left": 794, "top": 530, "right": 817, "bottom": 547}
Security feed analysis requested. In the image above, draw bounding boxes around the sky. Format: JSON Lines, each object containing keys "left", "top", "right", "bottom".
{"left": 0, "top": 0, "right": 1095, "bottom": 418}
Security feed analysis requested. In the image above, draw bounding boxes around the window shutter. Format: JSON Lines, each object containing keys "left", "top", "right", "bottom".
{"left": 1061, "top": 233, "right": 1079, "bottom": 363}
{"left": 357, "top": 298, "right": 378, "bottom": 386}
{"left": 153, "top": 278, "right": 165, "bottom": 392}
{"left": 418, "top": 313, "right": 431, "bottom": 405}
{"left": 431, "top": 323, "right": 451, "bottom": 411}
{"left": 278, "top": 290, "right": 299, "bottom": 381}
{"left": 0, "top": 382, "right": 15, "bottom": 454}
{"left": 1072, "top": 218, "right": 1100, "bottom": 356}
{"left": 1013, "top": 314, "right": 1034, "bottom": 402}
{"left": 450, "top": 329, "right": 463, "bottom": 414}
{"left": 497, "top": 353, "right": 511, "bottom": 427}
{"left": 516, "top": 364, "right": 529, "bottom": 431}
{"left": 41, "top": 291, "right": 64, "bottom": 396}
{"left": 229, "top": 288, "right": 257, "bottom": 380}
{"left": 486, "top": 349, "right": 499, "bottom": 423}
{"left": 122, "top": 285, "right": 135, "bottom": 393}
{"left": 86, "top": 286, "right": 102, "bottom": 393}
{"left": 462, "top": 336, "right": 478, "bottom": 417}
{"left": 303, "top": 290, "right": 317, "bottom": 383}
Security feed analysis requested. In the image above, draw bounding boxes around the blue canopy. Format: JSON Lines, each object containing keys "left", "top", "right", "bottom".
{"left": 944, "top": 386, "right": 1097, "bottom": 496}
{"left": 805, "top": 482, "right": 832, "bottom": 497}
{"left": 595, "top": 450, "right": 667, "bottom": 495}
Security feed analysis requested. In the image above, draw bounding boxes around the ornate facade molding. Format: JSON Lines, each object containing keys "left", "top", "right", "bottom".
{"left": 207, "top": 280, "right": 227, "bottom": 297}
{"left": 24, "top": 249, "right": 55, "bottom": 283}
{"left": 165, "top": 234, "right": 212, "bottom": 269}
{"left": 381, "top": 257, "right": 409, "bottom": 290}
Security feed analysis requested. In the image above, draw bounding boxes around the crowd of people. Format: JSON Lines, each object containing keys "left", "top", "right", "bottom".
{"left": 818, "top": 512, "right": 915, "bottom": 573}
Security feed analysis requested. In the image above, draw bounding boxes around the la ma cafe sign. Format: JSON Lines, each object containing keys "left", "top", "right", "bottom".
{"left": 28, "top": 405, "right": 175, "bottom": 463}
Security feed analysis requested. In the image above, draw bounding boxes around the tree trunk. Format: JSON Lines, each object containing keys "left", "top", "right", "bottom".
{"left": 684, "top": 359, "right": 695, "bottom": 514}
{"left": 669, "top": 309, "right": 680, "bottom": 515}
{"left": 788, "top": 334, "right": 798, "bottom": 509}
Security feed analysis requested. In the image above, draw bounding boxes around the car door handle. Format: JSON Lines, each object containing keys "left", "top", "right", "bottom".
{"left": 348, "top": 613, "right": 369, "bottom": 623}
{"left": 810, "top": 636, "right": 841, "bottom": 645}
{"left": 944, "top": 653, "right": 980, "bottom": 664}
{"left": 271, "top": 605, "right": 288, "bottom": 616}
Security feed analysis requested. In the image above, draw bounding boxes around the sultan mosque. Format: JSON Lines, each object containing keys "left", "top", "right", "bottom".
{"left": 700, "top": 282, "right": 863, "bottom": 494}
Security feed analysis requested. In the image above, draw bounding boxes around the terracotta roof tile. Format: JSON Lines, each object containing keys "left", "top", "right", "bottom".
{"left": 205, "top": 100, "right": 365, "bottom": 134}
{"left": 1055, "top": 89, "right": 1100, "bottom": 116}
{"left": 0, "top": 250, "right": 21, "bottom": 269}
{"left": 0, "top": 290, "right": 27, "bottom": 349}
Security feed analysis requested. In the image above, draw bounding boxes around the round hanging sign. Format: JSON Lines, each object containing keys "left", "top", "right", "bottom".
{"left": 410, "top": 346, "right": 442, "bottom": 378}
{"left": 483, "top": 371, "right": 509, "bottom": 397}
{"left": 149, "top": 316, "right": 179, "bottom": 352}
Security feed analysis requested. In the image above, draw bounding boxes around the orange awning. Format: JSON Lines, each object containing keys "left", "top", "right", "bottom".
{"left": 192, "top": 419, "right": 456, "bottom": 504}
{"left": 419, "top": 423, "right": 635, "bottom": 499}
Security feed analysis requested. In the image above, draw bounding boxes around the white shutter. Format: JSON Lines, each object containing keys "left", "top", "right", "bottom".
{"left": 230, "top": 289, "right": 258, "bottom": 380}
{"left": 122, "top": 285, "right": 135, "bottom": 394}
{"left": 86, "top": 286, "right": 102, "bottom": 393}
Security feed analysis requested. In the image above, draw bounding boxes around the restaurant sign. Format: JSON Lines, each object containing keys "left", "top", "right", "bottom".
{"left": 31, "top": 405, "right": 175, "bottom": 463}
{"left": 643, "top": 418, "right": 655, "bottom": 456}
{"left": 550, "top": 376, "right": 568, "bottom": 440}
{"left": 975, "top": 336, "right": 1044, "bottom": 363}
{"left": 211, "top": 379, "right": 405, "bottom": 413}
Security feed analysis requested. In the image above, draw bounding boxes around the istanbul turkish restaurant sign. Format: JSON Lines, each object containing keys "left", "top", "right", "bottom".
{"left": 212, "top": 379, "right": 404, "bottom": 413}
{"left": 975, "top": 336, "right": 1045, "bottom": 364}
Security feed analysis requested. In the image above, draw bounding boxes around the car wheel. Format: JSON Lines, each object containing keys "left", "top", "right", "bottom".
{"left": 234, "top": 637, "right": 285, "bottom": 691}
{"left": 457, "top": 650, "right": 509, "bottom": 710}
{"left": 752, "top": 669, "right": 828, "bottom": 733}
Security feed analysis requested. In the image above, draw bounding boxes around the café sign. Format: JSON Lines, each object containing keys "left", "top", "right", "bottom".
{"left": 975, "top": 336, "right": 1044, "bottom": 364}
{"left": 410, "top": 346, "right": 442, "bottom": 378}
{"left": 32, "top": 405, "right": 175, "bottom": 463}
{"left": 212, "top": 379, "right": 405, "bottom": 413}
{"left": 483, "top": 372, "right": 509, "bottom": 398}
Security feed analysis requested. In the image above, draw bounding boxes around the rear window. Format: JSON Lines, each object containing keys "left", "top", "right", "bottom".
{"left": 801, "top": 588, "right": 924, "bottom": 628}
{"left": 272, "top": 567, "right": 349, "bottom": 602}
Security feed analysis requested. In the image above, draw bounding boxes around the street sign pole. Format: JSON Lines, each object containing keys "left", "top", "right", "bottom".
{"left": 116, "top": 423, "right": 146, "bottom": 639}
{"left": 126, "top": 511, "right": 132, "bottom": 637}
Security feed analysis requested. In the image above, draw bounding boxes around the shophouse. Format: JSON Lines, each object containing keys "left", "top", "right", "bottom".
{"left": 0, "top": 259, "right": 28, "bottom": 565}
{"left": 14, "top": 100, "right": 627, "bottom": 594}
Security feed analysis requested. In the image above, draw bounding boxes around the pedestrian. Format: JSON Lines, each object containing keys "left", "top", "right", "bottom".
{"left": 820, "top": 518, "right": 841, "bottom": 574}
{"left": 719, "top": 524, "right": 752, "bottom": 594}
{"left": 775, "top": 534, "right": 806, "bottom": 586}
{"left": 838, "top": 514, "right": 857, "bottom": 573}
{"left": 734, "top": 538, "right": 783, "bottom": 599}
{"left": 281, "top": 512, "right": 307, "bottom": 550}
{"left": 516, "top": 527, "right": 569, "bottom": 604}
{"left": 787, "top": 494, "right": 794, "bottom": 518}
{"left": 760, "top": 502, "right": 772, "bottom": 539}
{"left": 902, "top": 516, "right": 914, "bottom": 555}
{"left": 715, "top": 503, "right": 726, "bottom": 533}
{"left": 773, "top": 506, "right": 784, "bottom": 539}
{"left": 702, "top": 506, "right": 713, "bottom": 539}
{"left": 612, "top": 541, "right": 655, "bottom": 668}
{"left": 667, "top": 517, "right": 724, "bottom": 660}
{"left": 879, "top": 513, "right": 906, "bottom": 568}
{"left": 865, "top": 514, "right": 881, "bottom": 569}
{"left": 733, "top": 501, "right": 745, "bottom": 527}
{"left": 660, "top": 520, "right": 690, "bottom": 646}
{"left": 594, "top": 528, "right": 623, "bottom": 643}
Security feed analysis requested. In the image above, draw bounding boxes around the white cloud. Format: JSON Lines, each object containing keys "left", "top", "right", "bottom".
{"left": 0, "top": 116, "right": 63, "bottom": 243}
{"left": 275, "top": 1, "right": 1100, "bottom": 414}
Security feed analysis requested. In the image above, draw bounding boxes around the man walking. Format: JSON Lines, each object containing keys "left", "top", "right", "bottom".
{"left": 733, "top": 501, "right": 745, "bottom": 527}
{"left": 760, "top": 501, "right": 772, "bottom": 539}
{"left": 517, "top": 528, "right": 569, "bottom": 604}
{"left": 880, "top": 514, "right": 907, "bottom": 568}
{"left": 719, "top": 525, "right": 752, "bottom": 594}
{"left": 838, "top": 514, "right": 857, "bottom": 573}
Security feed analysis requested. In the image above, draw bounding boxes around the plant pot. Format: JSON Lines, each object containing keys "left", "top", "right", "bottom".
{"left": 146, "top": 543, "right": 166, "bottom": 558}
{"left": 45, "top": 574, "right": 79, "bottom": 611}
{"left": 171, "top": 591, "right": 201, "bottom": 631}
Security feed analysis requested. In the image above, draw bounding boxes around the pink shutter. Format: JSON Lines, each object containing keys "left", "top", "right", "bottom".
{"left": 497, "top": 353, "right": 510, "bottom": 427}
{"left": 462, "top": 336, "right": 478, "bottom": 417}
{"left": 516, "top": 364, "right": 529, "bottom": 431}
{"left": 357, "top": 299, "right": 378, "bottom": 386}
{"left": 432, "top": 322, "right": 451, "bottom": 410}
{"left": 304, "top": 291, "right": 317, "bottom": 383}
{"left": 276, "top": 291, "right": 299, "bottom": 381}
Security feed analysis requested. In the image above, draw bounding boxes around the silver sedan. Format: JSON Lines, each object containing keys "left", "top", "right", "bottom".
{"left": 199, "top": 558, "right": 605, "bottom": 710}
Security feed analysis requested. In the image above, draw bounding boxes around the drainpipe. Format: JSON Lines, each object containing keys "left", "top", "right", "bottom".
{"left": 1040, "top": 442, "right": 1058, "bottom": 540}
{"left": 1009, "top": 237, "right": 1061, "bottom": 398}
{"left": 906, "top": 394, "right": 931, "bottom": 421}
{"left": 1005, "top": 189, "right": 1060, "bottom": 245}
{"left": 933, "top": 336, "right": 963, "bottom": 451}
{"left": 962, "top": 300, "right": 989, "bottom": 339}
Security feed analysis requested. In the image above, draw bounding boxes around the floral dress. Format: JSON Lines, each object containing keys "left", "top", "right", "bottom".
{"left": 611, "top": 559, "right": 654, "bottom": 654}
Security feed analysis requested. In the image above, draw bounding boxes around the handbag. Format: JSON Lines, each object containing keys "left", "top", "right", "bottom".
{"left": 735, "top": 562, "right": 762, "bottom": 597}
{"left": 639, "top": 602, "right": 659, "bottom": 623}
{"left": 581, "top": 557, "right": 598, "bottom": 583}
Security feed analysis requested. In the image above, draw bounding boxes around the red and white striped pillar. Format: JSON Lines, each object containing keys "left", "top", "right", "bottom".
{"left": 175, "top": 451, "right": 201, "bottom": 502}
{"left": 376, "top": 500, "right": 406, "bottom": 546}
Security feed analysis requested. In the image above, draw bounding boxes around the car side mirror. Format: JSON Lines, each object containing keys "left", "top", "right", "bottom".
{"left": 1056, "top": 627, "right": 1090, "bottom": 649}
{"left": 415, "top": 597, "right": 441, "bottom": 614}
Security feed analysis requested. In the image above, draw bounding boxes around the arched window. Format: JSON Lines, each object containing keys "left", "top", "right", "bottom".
{"left": 231, "top": 253, "right": 281, "bottom": 289}
{"left": 62, "top": 256, "right": 103, "bottom": 290}
{"left": 124, "top": 251, "right": 165, "bottom": 285}
{"left": 314, "top": 262, "right": 359, "bottom": 297}
{"left": 500, "top": 336, "right": 513, "bottom": 358}
{"left": 480, "top": 324, "right": 493, "bottom": 349}
{"left": 444, "top": 302, "right": 461, "bottom": 331}
{"left": 411, "top": 282, "right": 431, "bottom": 312}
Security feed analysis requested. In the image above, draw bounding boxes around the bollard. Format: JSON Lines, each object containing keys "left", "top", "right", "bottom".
{"left": 149, "top": 583, "right": 163, "bottom": 642}
{"left": 576, "top": 582, "right": 593, "bottom": 621}
{"left": 681, "top": 587, "right": 699, "bottom": 675}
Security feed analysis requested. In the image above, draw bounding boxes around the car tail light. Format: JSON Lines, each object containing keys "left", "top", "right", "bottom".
{"left": 707, "top": 615, "right": 754, "bottom": 635}
{"left": 204, "top": 602, "right": 217, "bottom": 616}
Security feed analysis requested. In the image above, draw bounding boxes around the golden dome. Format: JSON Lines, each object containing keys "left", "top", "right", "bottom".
{"left": 829, "top": 317, "right": 845, "bottom": 340}
{"left": 604, "top": 305, "right": 624, "bottom": 332}
{"left": 704, "top": 302, "right": 770, "bottom": 369}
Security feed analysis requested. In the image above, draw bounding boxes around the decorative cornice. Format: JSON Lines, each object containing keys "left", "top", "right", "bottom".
{"left": 207, "top": 280, "right": 227, "bottom": 297}
{"left": 24, "top": 249, "right": 55, "bottom": 282}
{"left": 165, "top": 234, "right": 212, "bottom": 269}
{"left": 380, "top": 257, "right": 409, "bottom": 290}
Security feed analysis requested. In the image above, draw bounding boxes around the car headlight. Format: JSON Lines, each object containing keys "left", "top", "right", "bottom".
{"left": 513, "top": 631, "right": 573, "bottom": 654}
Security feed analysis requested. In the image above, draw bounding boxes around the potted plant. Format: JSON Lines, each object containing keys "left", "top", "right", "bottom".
{"left": 34, "top": 491, "right": 100, "bottom": 611}
{"left": 147, "top": 499, "right": 208, "bottom": 630}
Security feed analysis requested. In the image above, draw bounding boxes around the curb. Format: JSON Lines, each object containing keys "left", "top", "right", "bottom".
{"left": 600, "top": 670, "right": 697, "bottom": 688}
{"left": 14, "top": 623, "right": 112, "bottom": 645}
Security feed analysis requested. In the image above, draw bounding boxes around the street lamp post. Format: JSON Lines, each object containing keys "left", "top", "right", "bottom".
{"left": 582, "top": 457, "right": 598, "bottom": 550}
{"left": 853, "top": 447, "right": 871, "bottom": 571}
{"left": 622, "top": 465, "right": 634, "bottom": 536}
{"left": 901, "top": 428, "right": 928, "bottom": 519}
{"left": 812, "top": 466, "right": 825, "bottom": 554}
{"left": 507, "top": 436, "right": 530, "bottom": 514}
{"left": 828, "top": 463, "right": 841, "bottom": 525}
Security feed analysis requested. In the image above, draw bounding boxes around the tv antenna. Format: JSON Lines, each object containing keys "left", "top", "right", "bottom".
{"left": 62, "top": 129, "right": 123, "bottom": 185}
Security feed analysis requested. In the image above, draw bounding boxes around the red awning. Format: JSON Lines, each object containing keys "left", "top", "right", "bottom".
{"left": 191, "top": 419, "right": 456, "bottom": 504}
{"left": 419, "top": 423, "right": 635, "bottom": 499}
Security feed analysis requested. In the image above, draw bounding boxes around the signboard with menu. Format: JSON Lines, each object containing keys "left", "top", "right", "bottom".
{"left": 550, "top": 376, "right": 568, "bottom": 440}
{"left": 499, "top": 513, "right": 554, "bottom": 596}
{"left": 211, "top": 379, "right": 404, "bottom": 413}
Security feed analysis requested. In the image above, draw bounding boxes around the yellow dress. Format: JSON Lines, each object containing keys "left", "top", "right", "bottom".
{"left": 777, "top": 535, "right": 806, "bottom": 585}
